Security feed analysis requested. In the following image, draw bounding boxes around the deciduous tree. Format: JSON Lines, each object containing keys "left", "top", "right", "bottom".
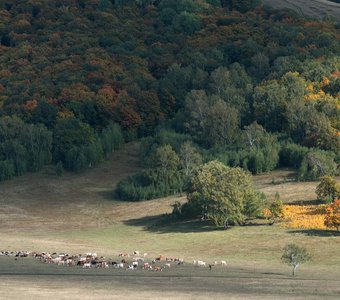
{"left": 281, "top": 244, "right": 311, "bottom": 276}
{"left": 324, "top": 199, "right": 340, "bottom": 231}
{"left": 179, "top": 141, "right": 202, "bottom": 177}
{"left": 186, "top": 160, "right": 266, "bottom": 227}
{"left": 316, "top": 176, "right": 340, "bottom": 203}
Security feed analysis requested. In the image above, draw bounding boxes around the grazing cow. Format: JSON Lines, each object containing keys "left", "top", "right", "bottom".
{"left": 118, "top": 253, "right": 129, "bottom": 257}
{"left": 127, "top": 265, "right": 134, "bottom": 270}
{"left": 58, "top": 260, "right": 65, "bottom": 266}
{"left": 53, "top": 257, "right": 61, "bottom": 264}
{"left": 197, "top": 260, "right": 206, "bottom": 267}
{"left": 66, "top": 259, "right": 75, "bottom": 266}
{"left": 221, "top": 260, "right": 227, "bottom": 266}
{"left": 77, "top": 260, "right": 84, "bottom": 266}
{"left": 83, "top": 262, "right": 91, "bottom": 268}
{"left": 113, "top": 263, "right": 120, "bottom": 268}
{"left": 155, "top": 255, "right": 164, "bottom": 261}
{"left": 165, "top": 263, "right": 171, "bottom": 269}
{"left": 117, "top": 263, "right": 124, "bottom": 269}
{"left": 133, "top": 251, "right": 140, "bottom": 256}
{"left": 154, "top": 266, "right": 162, "bottom": 272}
{"left": 132, "top": 261, "right": 138, "bottom": 267}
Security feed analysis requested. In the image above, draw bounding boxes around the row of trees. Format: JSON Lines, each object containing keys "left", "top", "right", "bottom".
{"left": 53, "top": 119, "right": 123, "bottom": 172}
{"left": 116, "top": 123, "right": 338, "bottom": 201}
{"left": 0, "top": 116, "right": 52, "bottom": 180}
{"left": 0, "top": 115, "right": 123, "bottom": 180}
{"left": 116, "top": 142, "right": 201, "bottom": 200}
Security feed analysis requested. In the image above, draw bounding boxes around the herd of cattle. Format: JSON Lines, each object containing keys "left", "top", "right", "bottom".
{"left": 0, "top": 250, "right": 227, "bottom": 271}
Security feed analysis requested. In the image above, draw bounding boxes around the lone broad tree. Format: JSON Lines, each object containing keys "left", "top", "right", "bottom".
{"left": 186, "top": 160, "right": 266, "bottom": 227}
{"left": 281, "top": 244, "right": 311, "bottom": 276}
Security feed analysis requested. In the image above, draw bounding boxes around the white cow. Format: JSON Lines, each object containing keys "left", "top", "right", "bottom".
{"left": 83, "top": 262, "right": 91, "bottom": 268}
{"left": 197, "top": 260, "right": 206, "bottom": 267}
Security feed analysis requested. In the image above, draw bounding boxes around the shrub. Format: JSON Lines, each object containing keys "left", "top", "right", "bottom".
{"left": 279, "top": 143, "right": 309, "bottom": 169}
{"left": 115, "top": 172, "right": 183, "bottom": 201}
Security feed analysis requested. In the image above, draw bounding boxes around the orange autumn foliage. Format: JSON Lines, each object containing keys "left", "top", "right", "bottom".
{"left": 24, "top": 99, "right": 38, "bottom": 110}
{"left": 331, "top": 70, "right": 340, "bottom": 78}
{"left": 282, "top": 204, "right": 328, "bottom": 230}
{"left": 324, "top": 199, "right": 340, "bottom": 231}
{"left": 320, "top": 77, "right": 330, "bottom": 87}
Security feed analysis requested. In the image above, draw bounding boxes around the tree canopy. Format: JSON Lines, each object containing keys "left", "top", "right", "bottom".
{"left": 186, "top": 160, "right": 266, "bottom": 226}
{"left": 281, "top": 244, "right": 311, "bottom": 276}
{"left": 316, "top": 176, "right": 340, "bottom": 203}
{"left": 0, "top": 0, "right": 339, "bottom": 182}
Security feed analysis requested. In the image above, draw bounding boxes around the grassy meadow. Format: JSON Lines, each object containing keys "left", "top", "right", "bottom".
{"left": 0, "top": 143, "right": 340, "bottom": 299}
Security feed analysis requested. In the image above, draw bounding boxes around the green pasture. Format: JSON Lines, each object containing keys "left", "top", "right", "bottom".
{"left": 0, "top": 144, "right": 339, "bottom": 299}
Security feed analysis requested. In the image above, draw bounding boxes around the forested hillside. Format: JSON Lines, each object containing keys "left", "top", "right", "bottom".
{"left": 0, "top": 0, "right": 339, "bottom": 185}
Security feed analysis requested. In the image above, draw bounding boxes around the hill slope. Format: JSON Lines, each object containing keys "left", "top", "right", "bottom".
{"left": 263, "top": 0, "right": 340, "bottom": 21}
{"left": 0, "top": 0, "right": 339, "bottom": 183}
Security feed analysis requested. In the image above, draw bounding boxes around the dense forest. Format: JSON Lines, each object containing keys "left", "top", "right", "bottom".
{"left": 0, "top": 0, "right": 339, "bottom": 194}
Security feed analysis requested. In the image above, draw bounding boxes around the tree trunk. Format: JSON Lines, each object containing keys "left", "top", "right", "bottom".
{"left": 292, "top": 264, "right": 298, "bottom": 276}
{"left": 224, "top": 218, "right": 229, "bottom": 230}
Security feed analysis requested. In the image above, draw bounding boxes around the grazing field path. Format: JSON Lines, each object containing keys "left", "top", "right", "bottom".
{"left": 263, "top": 0, "right": 340, "bottom": 21}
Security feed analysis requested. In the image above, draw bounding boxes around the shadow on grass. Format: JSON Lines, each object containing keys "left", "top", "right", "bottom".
{"left": 288, "top": 229, "right": 340, "bottom": 237}
{"left": 262, "top": 272, "right": 287, "bottom": 276}
{"left": 287, "top": 199, "right": 324, "bottom": 206}
{"left": 97, "top": 190, "right": 116, "bottom": 200}
{"left": 124, "top": 215, "right": 219, "bottom": 233}
{"left": 124, "top": 215, "right": 276, "bottom": 233}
